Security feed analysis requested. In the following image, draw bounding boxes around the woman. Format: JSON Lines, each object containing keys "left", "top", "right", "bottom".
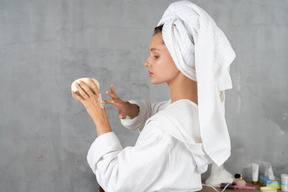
{"left": 72, "top": 1, "right": 236, "bottom": 191}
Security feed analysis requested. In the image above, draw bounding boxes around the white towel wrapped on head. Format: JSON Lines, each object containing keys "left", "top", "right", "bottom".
{"left": 157, "top": 0, "right": 236, "bottom": 166}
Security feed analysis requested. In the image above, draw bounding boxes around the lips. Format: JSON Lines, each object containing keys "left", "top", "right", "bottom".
{"left": 149, "top": 71, "right": 153, "bottom": 76}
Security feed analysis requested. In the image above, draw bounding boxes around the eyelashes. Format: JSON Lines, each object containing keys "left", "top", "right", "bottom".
{"left": 147, "top": 55, "right": 159, "bottom": 62}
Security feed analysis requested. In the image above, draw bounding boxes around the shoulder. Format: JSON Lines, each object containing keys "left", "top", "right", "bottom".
{"left": 149, "top": 99, "right": 199, "bottom": 124}
{"left": 144, "top": 99, "right": 201, "bottom": 142}
{"left": 167, "top": 99, "right": 198, "bottom": 113}
{"left": 136, "top": 120, "right": 173, "bottom": 146}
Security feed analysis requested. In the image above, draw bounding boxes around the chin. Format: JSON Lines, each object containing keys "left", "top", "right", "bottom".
{"left": 150, "top": 78, "right": 164, "bottom": 84}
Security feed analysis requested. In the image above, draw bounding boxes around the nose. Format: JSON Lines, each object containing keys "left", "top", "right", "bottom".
{"left": 144, "top": 57, "right": 151, "bottom": 67}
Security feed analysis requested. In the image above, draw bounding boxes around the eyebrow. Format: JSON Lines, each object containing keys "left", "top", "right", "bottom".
{"left": 150, "top": 48, "right": 160, "bottom": 51}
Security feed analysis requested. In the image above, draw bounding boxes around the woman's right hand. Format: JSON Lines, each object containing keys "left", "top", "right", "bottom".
{"left": 103, "top": 84, "right": 139, "bottom": 119}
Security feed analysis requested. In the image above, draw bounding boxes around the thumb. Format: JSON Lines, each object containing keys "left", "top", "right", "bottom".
{"left": 119, "top": 113, "right": 128, "bottom": 119}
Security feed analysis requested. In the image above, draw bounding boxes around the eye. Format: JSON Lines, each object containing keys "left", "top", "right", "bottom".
{"left": 154, "top": 55, "right": 159, "bottom": 59}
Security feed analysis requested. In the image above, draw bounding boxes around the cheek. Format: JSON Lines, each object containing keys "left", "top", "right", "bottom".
{"left": 162, "top": 57, "right": 178, "bottom": 76}
{"left": 166, "top": 65, "right": 179, "bottom": 79}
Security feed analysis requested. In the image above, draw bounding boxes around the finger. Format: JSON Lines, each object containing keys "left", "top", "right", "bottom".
{"left": 102, "top": 99, "right": 120, "bottom": 106}
{"left": 110, "top": 84, "right": 118, "bottom": 97}
{"left": 102, "top": 99, "right": 115, "bottom": 105}
{"left": 72, "top": 91, "right": 84, "bottom": 102}
{"left": 102, "top": 100, "right": 123, "bottom": 111}
{"left": 76, "top": 83, "right": 89, "bottom": 99}
{"left": 119, "top": 113, "right": 127, "bottom": 119}
{"left": 89, "top": 78, "right": 100, "bottom": 95}
{"left": 105, "top": 90, "right": 118, "bottom": 99}
{"left": 111, "top": 100, "right": 122, "bottom": 107}
{"left": 79, "top": 81, "right": 94, "bottom": 98}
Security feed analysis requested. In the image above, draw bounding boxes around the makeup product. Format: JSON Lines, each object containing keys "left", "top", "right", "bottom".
{"left": 71, "top": 77, "right": 104, "bottom": 108}
{"left": 234, "top": 173, "right": 242, "bottom": 180}
{"left": 71, "top": 77, "right": 100, "bottom": 99}
{"left": 259, "top": 175, "right": 281, "bottom": 189}
{"left": 233, "top": 173, "right": 246, "bottom": 186}
{"left": 220, "top": 184, "right": 255, "bottom": 190}
{"left": 260, "top": 187, "right": 277, "bottom": 192}
{"left": 281, "top": 174, "right": 288, "bottom": 192}
{"left": 233, "top": 179, "right": 247, "bottom": 186}
{"left": 252, "top": 163, "right": 259, "bottom": 184}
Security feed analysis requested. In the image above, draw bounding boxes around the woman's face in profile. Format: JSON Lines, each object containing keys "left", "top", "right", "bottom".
{"left": 144, "top": 33, "right": 179, "bottom": 84}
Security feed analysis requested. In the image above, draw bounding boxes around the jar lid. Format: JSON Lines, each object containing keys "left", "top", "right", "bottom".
{"left": 260, "top": 187, "right": 277, "bottom": 192}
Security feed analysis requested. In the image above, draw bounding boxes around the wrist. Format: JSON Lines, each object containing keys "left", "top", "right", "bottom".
{"left": 127, "top": 103, "right": 139, "bottom": 119}
{"left": 95, "top": 120, "right": 112, "bottom": 136}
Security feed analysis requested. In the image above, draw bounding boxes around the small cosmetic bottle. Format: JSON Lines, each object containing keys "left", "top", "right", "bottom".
{"left": 282, "top": 174, "right": 288, "bottom": 192}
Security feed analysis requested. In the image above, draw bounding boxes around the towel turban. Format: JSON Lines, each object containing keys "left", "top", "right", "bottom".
{"left": 157, "top": 0, "right": 236, "bottom": 166}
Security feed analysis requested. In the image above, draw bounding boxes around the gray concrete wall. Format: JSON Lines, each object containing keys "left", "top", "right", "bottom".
{"left": 0, "top": 0, "right": 287, "bottom": 191}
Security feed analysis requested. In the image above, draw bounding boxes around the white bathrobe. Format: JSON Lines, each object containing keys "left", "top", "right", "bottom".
{"left": 87, "top": 99, "right": 212, "bottom": 192}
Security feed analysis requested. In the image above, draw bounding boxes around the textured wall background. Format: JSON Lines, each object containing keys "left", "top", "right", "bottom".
{"left": 0, "top": 0, "right": 287, "bottom": 191}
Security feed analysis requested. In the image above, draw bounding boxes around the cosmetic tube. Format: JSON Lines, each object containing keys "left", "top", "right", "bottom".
{"left": 252, "top": 163, "right": 259, "bottom": 184}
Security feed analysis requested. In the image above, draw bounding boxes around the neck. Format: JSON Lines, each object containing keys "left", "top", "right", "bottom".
{"left": 168, "top": 73, "right": 198, "bottom": 104}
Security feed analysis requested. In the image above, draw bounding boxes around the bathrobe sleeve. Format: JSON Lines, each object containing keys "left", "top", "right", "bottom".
{"left": 87, "top": 121, "right": 171, "bottom": 192}
{"left": 120, "top": 100, "right": 169, "bottom": 131}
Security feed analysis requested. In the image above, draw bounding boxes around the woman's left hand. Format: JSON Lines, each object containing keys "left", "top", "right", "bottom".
{"left": 72, "top": 78, "right": 111, "bottom": 135}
